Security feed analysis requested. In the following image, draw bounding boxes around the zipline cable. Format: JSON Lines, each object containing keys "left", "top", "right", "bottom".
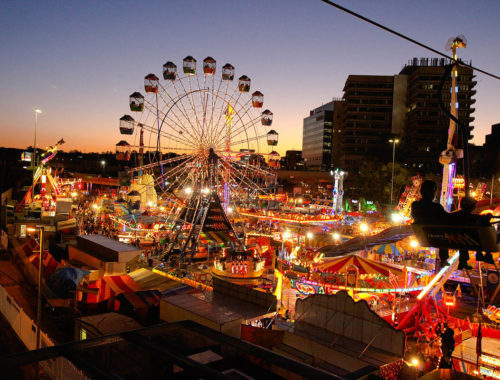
{"left": 319, "top": 0, "right": 500, "bottom": 80}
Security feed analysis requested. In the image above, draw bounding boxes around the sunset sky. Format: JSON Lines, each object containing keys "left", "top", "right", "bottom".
{"left": 1, "top": 0, "right": 499, "bottom": 155}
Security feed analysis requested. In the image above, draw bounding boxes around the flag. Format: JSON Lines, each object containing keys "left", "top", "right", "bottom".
{"left": 456, "top": 284, "right": 462, "bottom": 298}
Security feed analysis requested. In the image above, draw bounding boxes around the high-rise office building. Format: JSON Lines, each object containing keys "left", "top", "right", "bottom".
{"left": 399, "top": 58, "right": 476, "bottom": 173}
{"left": 335, "top": 75, "right": 406, "bottom": 168}
{"left": 302, "top": 102, "right": 333, "bottom": 170}
{"left": 333, "top": 58, "right": 476, "bottom": 173}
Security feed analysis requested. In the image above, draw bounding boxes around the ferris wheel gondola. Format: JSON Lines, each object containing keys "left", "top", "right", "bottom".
{"left": 118, "top": 55, "right": 279, "bottom": 212}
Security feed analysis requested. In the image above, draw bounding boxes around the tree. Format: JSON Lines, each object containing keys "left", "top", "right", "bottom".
{"left": 346, "top": 161, "right": 412, "bottom": 204}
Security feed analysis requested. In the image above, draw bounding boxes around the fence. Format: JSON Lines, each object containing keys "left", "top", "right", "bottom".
{"left": 0, "top": 284, "right": 90, "bottom": 380}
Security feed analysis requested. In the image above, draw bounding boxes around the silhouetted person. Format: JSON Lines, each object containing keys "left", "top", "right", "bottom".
{"left": 439, "top": 325, "right": 455, "bottom": 369}
{"left": 411, "top": 181, "right": 451, "bottom": 266}
{"left": 451, "top": 196, "right": 495, "bottom": 267}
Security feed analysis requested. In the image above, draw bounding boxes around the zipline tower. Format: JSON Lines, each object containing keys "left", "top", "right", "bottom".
{"left": 439, "top": 35, "right": 467, "bottom": 211}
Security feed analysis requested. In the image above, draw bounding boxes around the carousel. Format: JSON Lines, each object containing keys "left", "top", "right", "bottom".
{"left": 212, "top": 247, "right": 266, "bottom": 280}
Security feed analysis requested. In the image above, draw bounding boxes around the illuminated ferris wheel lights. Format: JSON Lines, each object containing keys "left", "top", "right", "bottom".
{"left": 119, "top": 55, "right": 279, "bottom": 203}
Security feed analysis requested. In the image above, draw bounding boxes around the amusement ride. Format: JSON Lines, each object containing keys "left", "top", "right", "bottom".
{"left": 116, "top": 56, "right": 280, "bottom": 277}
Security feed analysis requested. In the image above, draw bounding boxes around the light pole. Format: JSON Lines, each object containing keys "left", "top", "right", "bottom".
{"left": 27, "top": 226, "right": 43, "bottom": 351}
{"left": 33, "top": 108, "right": 42, "bottom": 186}
{"left": 389, "top": 138, "right": 399, "bottom": 205}
{"left": 101, "top": 160, "right": 106, "bottom": 175}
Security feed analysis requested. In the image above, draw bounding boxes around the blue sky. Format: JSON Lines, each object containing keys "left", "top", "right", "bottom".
{"left": 1, "top": 0, "right": 499, "bottom": 153}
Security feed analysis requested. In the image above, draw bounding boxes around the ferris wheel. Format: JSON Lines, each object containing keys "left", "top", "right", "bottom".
{"left": 117, "top": 56, "right": 280, "bottom": 211}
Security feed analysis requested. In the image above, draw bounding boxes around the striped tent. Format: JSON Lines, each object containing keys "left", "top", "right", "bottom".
{"left": 312, "top": 254, "right": 403, "bottom": 277}
{"left": 28, "top": 250, "right": 62, "bottom": 279}
{"left": 77, "top": 275, "right": 141, "bottom": 303}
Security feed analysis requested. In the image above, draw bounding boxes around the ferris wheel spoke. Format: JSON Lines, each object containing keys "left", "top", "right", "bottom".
{"left": 210, "top": 92, "right": 256, "bottom": 148}
{"left": 172, "top": 77, "right": 204, "bottom": 138}
{"left": 159, "top": 174, "right": 191, "bottom": 199}
{"left": 212, "top": 108, "right": 258, "bottom": 152}
{"left": 228, "top": 135, "right": 266, "bottom": 148}
{"left": 219, "top": 113, "right": 262, "bottom": 151}
{"left": 209, "top": 90, "right": 246, "bottom": 148}
{"left": 143, "top": 96, "right": 201, "bottom": 148}
{"left": 228, "top": 167, "right": 266, "bottom": 194}
{"left": 156, "top": 83, "right": 203, "bottom": 145}
{"left": 207, "top": 80, "right": 241, "bottom": 147}
{"left": 222, "top": 100, "right": 259, "bottom": 141}
{"left": 158, "top": 166, "right": 192, "bottom": 197}
{"left": 127, "top": 154, "right": 192, "bottom": 173}
{"left": 196, "top": 73, "right": 209, "bottom": 143}
{"left": 230, "top": 159, "right": 274, "bottom": 178}
{"left": 206, "top": 75, "right": 222, "bottom": 147}
{"left": 186, "top": 76, "right": 205, "bottom": 138}
{"left": 138, "top": 119, "right": 198, "bottom": 149}
{"left": 153, "top": 155, "right": 197, "bottom": 189}
{"left": 138, "top": 121, "right": 199, "bottom": 150}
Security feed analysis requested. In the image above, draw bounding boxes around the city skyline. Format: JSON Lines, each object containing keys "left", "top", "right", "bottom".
{"left": 1, "top": 0, "right": 499, "bottom": 155}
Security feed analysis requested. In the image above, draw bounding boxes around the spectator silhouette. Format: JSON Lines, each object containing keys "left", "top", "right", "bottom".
{"left": 450, "top": 196, "right": 495, "bottom": 267}
{"left": 411, "top": 181, "right": 451, "bottom": 267}
{"left": 439, "top": 325, "right": 455, "bottom": 369}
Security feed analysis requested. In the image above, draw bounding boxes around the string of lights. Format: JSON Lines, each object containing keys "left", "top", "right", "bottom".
{"left": 319, "top": 0, "right": 500, "bottom": 80}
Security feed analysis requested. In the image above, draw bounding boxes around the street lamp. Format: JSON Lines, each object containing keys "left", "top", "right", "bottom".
{"left": 332, "top": 232, "right": 340, "bottom": 241}
{"left": 33, "top": 108, "right": 42, "bottom": 186}
{"left": 282, "top": 230, "right": 292, "bottom": 259}
{"left": 26, "top": 226, "right": 44, "bottom": 351}
{"left": 389, "top": 138, "right": 399, "bottom": 205}
{"left": 101, "top": 160, "right": 106, "bottom": 174}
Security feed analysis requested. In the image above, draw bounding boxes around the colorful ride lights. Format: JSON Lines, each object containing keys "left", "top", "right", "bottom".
{"left": 359, "top": 223, "right": 369, "bottom": 233}
{"left": 392, "top": 212, "right": 403, "bottom": 223}
{"left": 332, "top": 232, "right": 341, "bottom": 241}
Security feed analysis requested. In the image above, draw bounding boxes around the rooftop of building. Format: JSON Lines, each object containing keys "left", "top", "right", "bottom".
{"left": 0, "top": 320, "right": 344, "bottom": 379}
